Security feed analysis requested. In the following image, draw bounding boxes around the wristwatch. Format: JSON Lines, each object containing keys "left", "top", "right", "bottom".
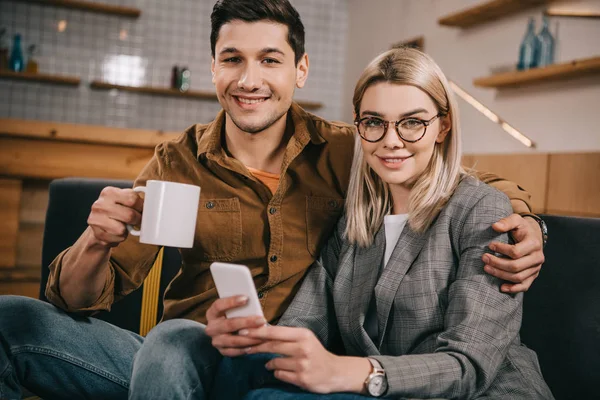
{"left": 521, "top": 213, "right": 548, "bottom": 248}
{"left": 364, "top": 358, "right": 388, "bottom": 397}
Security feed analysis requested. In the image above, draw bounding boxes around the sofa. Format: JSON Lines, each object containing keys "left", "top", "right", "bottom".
{"left": 38, "top": 178, "right": 600, "bottom": 399}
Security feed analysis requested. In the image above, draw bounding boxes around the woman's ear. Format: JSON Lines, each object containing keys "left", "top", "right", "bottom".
{"left": 436, "top": 114, "right": 451, "bottom": 143}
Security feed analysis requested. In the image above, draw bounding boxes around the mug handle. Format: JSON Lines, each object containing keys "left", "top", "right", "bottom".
{"left": 126, "top": 186, "right": 146, "bottom": 237}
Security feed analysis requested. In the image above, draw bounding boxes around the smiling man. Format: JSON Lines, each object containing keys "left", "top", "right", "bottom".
{"left": 0, "top": 1, "right": 546, "bottom": 399}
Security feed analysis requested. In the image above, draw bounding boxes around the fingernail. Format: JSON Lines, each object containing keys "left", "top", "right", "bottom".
{"left": 255, "top": 317, "right": 266, "bottom": 325}
{"left": 245, "top": 347, "right": 252, "bottom": 354}
{"left": 488, "top": 244, "right": 496, "bottom": 252}
{"left": 237, "top": 296, "right": 248, "bottom": 303}
{"left": 238, "top": 329, "right": 249, "bottom": 336}
{"left": 484, "top": 265, "right": 492, "bottom": 273}
{"left": 482, "top": 254, "right": 490, "bottom": 263}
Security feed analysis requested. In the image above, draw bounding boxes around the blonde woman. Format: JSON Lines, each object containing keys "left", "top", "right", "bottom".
{"left": 207, "top": 48, "right": 554, "bottom": 400}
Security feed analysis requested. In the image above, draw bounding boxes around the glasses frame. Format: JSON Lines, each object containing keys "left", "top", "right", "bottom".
{"left": 354, "top": 113, "right": 443, "bottom": 143}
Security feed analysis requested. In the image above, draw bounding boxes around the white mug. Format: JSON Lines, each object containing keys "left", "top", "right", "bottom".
{"left": 127, "top": 180, "right": 200, "bottom": 248}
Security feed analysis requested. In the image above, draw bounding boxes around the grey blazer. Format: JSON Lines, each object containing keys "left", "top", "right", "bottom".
{"left": 279, "top": 177, "right": 554, "bottom": 399}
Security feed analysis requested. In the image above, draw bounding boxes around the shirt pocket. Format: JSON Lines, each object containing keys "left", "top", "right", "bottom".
{"left": 196, "top": 197, "right": 242, "bottom": 261}
{"left": 306, "top": 196, "right": 343, "bottom": 257}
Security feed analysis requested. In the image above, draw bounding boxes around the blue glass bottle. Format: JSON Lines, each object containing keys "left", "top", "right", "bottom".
{"left": 517, "top": 18, "right": 538, "bottom": 71}
{"left": 536, "top": 15, "right": 555, "bottom": 67}
{"left": 9, "top": 33, "right": 24, "bottom": 72}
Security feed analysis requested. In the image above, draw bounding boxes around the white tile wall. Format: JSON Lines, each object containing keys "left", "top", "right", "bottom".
{"left": 1, "top": 0, "right": 348, "bottom": 132}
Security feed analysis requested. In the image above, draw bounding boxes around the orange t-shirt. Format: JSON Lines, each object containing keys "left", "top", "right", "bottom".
{"left": 247, "top": 166, "right": 280, "bottom": 194}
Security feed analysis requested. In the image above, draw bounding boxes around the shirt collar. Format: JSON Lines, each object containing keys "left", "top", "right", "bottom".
{"left": 195, "top": 102, "right": 326, "bottom": 159}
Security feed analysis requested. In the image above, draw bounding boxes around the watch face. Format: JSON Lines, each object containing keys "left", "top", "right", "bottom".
{"left": 368, "top": 375, "right": 387, "bottom": 396}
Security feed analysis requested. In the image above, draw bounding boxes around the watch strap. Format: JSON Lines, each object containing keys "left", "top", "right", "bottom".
{"left": 521, "top": 213, "right": 548, "bottom": 247}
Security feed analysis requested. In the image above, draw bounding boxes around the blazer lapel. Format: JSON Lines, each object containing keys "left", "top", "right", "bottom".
{"left": 347, "top": 228, "right": 385, "bottom": 355}
{"left": 375, "top": 224, "right": 427, "bottom": 348}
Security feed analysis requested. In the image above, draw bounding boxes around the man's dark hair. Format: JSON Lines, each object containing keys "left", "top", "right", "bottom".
{"left": 210, "top": 0, "right": 306, "bottom": 65}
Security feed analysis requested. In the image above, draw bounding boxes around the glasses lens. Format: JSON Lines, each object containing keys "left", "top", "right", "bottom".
{"left": 398, "top": 118, "right": 426, "bottom": 141}
{"left": 359, "top": 118, "right": 385, "bottom": 141}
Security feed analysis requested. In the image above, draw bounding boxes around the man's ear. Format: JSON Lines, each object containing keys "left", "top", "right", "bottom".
{"left": 295, "top": 53, "right": 309, "bottom": 89}
{"left": 211, "top": 58, "right": 216, "bottom": 85}
{"left": 436, "top": 114, "right": 452, "bottom": 143}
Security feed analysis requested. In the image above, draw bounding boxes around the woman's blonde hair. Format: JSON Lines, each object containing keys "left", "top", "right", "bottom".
{"left": 345, "top": 47, "right": 463, "bottom": 247}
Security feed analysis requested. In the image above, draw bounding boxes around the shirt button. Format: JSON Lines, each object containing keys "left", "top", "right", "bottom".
{"left": 205, "top": 201, "right": 214, "bottom": 209}
{"left": 270, "top": 255, "right": 278, "bottom": 262}
{"left": 328, "top": 200, "right": 338, "bottom": 208}
{"left": 258, "top": 291, "right": 264, "bottom": 299}
{"left": 269, "top": 207, "right": 277, "bottom": 215}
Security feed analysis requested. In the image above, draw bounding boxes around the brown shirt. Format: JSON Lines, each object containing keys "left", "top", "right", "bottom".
{"left": 46, "top": 103, "right": 532, "bottom": 324}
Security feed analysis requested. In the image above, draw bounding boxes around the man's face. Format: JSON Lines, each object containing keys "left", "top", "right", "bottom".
{"left": 212, "top": 20, "right": 308, "bottom": 134}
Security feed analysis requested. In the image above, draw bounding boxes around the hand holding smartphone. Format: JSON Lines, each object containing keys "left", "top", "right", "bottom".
{"left": 210, "top": 262, "right": 264, "bottom": 319}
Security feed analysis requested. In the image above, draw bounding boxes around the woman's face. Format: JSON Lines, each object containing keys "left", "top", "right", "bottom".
{"left": 357, "top": 82, "right": 450, "bottom": 191}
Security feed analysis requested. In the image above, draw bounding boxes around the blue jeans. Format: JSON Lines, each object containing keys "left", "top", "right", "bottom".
{"left": 0, "top": 295, "right": 142, "bottom": 399}
{"left": 0, "top": 296, "right": 221, "bottom": 400}
{"left": 213, "top": 353, "right": 374, "bottom": 400}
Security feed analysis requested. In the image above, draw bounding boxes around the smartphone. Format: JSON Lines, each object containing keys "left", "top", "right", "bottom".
{"left": 209, "top": 262, "right": 264, "bottom": 319}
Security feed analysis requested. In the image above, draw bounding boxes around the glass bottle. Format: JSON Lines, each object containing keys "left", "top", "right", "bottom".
{"left": 517, "top": 18, "right": 538, "bottom": 71}
{"left": 9, "top": 33, "right": 24, "bottom": 72}
{"left": 536, "top": 15, "right": 555, "bottom": 68}
{"left": 179, "top": 67, "right": 190, "bottom": 92}
{"left": 25, "top": 44, "right": 38, "bottom": 74}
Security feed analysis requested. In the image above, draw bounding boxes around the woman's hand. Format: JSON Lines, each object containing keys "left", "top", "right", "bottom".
{"left": 204, "top": 295, "right": 267, "bottom": 357}
{"left": 243, "top": 325, "right": 370, "bottom": 394}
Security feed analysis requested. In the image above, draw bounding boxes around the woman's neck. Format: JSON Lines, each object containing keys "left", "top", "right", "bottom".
{"left": 389, "top": 184, "right": 411, "bottom": 215}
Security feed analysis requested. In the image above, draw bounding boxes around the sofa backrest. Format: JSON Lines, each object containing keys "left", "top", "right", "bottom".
{"left": 40, "top": 177, "right": 181, "bottom": 334}
{"left": 520, "top": 214, "right": 600, "bottom": 400}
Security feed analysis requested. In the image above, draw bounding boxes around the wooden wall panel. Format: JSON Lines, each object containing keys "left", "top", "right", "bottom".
{"left": 462, "top": 153, "right": 549, "bottom": 213}
{"left": 16, "top": 223, "right": 45, "bottom": 270}
{"left": 0, "top": 137, "right": 154, "bottom": 180}
{"left": 0, "top": 282, "right": 39, "bottom": 298}
{"left": 546, "top": 153, "right": 600, "bottom": 217}
{"left": 0, "top": 179, "right": 22, "bottom": 268}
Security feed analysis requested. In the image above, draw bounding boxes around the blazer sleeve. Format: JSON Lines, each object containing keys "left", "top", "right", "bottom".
{"left": 372, "top": 190, "right": 520, "bottom": 399}
{"left": 277, "top": 218, "right": 345, "bottom": 350}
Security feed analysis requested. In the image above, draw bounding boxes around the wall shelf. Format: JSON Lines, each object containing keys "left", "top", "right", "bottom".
{"left": 0, "top": 70, "right": 81, "bottom": 86}
{"left": 17, "top": 0, "right": 141, "bottom": 18}
{"left": 473, "top": 56, "right": 600, "bottom": 88}
{"left": 89, "top": 80, "right": 324, "bottom": 110}
{"left": 438, "top": 0, "right": 553, "bottom": 28}
{"left": 545, "top": 6, "right": 600, "bottom": 19}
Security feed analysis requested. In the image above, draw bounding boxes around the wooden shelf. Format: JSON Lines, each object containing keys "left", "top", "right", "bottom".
{"left": 473, "top": 56, "right": 600, "bottom": 88}
{"left": 438, "top": 0, "right": 553, "bottom": 28}
{"left": 90, "top": 80, "right": 323, "bottom": 110}
{"left": 545, "top": 6, "right": 600, "bottom": 19}
{"left": 0, "top": 70, "right": 81, "bottom": 86}
{"left": 17, "top": 0, "right": 141, "bottom": 18}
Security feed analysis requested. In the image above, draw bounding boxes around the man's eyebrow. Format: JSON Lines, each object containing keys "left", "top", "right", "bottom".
{"left": 219, "top": 47, "right": 239, "bottom": 55}
{"left": 259, "top": 47, "right": 285, "bottom": 56}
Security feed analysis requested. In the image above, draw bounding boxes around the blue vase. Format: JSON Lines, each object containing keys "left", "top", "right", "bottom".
{"left": 517, "top": 18, "right": 538, "bottom": 71}
{"left": 9, "top": 33, "right": 24, "bottom": 72}
{"left": 536, "top": 16, "right": 555, "bottom": 67}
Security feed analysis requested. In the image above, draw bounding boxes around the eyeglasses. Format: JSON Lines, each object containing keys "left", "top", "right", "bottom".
{"left": 354, "top": 114, "right": 442, "bottom": 143}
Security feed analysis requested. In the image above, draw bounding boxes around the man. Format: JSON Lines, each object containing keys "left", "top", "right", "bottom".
{"left": 0, "top": 1, "right": 545, "bottom": 399}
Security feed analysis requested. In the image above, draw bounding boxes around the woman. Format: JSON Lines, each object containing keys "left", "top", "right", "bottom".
{"left": 207, "top": 47, "right": 553, "bottom": 399}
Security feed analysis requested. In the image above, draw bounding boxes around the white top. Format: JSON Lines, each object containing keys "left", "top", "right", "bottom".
{"left": 364, "top": 212, "right": 409, "bottom": 341}
{"left": 383, "top": 213, "right": 409, "bottom": 266}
